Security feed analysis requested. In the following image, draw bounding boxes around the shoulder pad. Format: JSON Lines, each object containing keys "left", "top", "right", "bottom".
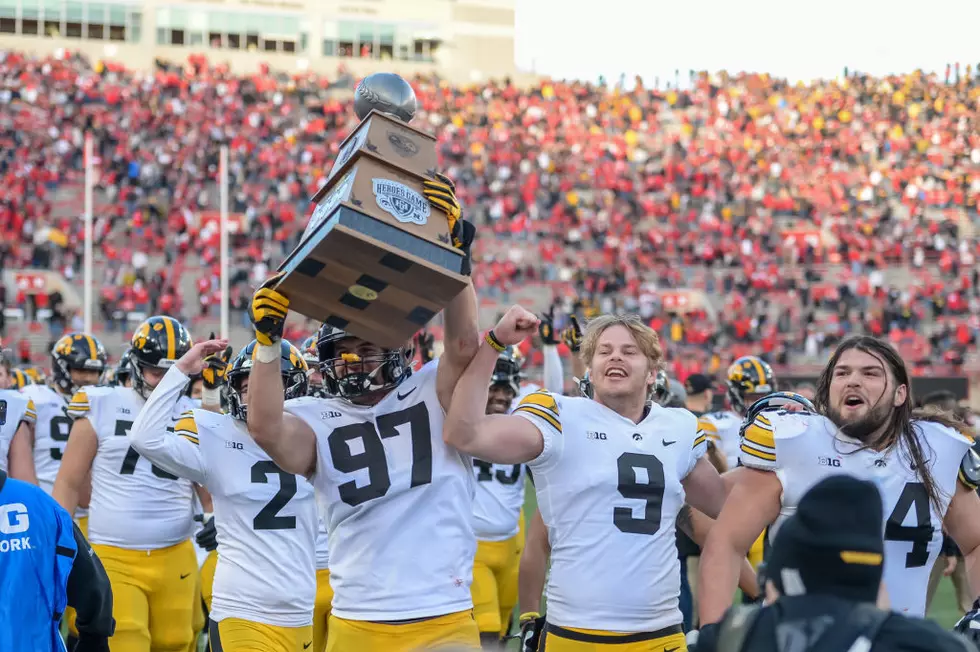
{"left": 959, "top": 449, "right": 980, "bottom": 491}
{"left": 915, "top": 419, "right": 974, "bottom": 446}
{"left": 173, "top": 410, "right": 200, "bottom": 445}
{"left": 514, "top": 390, "right": 562, "bottom": 434}
{"left": 67, "top": 389, "right": 93, "bottom": 418}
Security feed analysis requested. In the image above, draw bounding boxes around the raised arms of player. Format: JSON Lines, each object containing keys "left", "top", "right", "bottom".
{"left": 67, "top": 522, "right": 115, "bottom": 645}
{"left": 434, "top": 277, "right": 480, "bottom": 412}
{"left": 128, "top": 363, "right": 210, "bottom": 485}
{"left": 444, "top": 306, "right": 545, "bottom": 464}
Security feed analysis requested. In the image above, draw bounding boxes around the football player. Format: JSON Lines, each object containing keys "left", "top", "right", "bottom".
{"left": 697, "top": 356, "right": 775, "bottom": 470}
{"left": 54, "top": 316, "right": 200, "bottom": 652}
{"left": 245, "top": 177, "right": 479, "bottom": 652}
{"left": 446, "top": 309, "right": 728, "bottom": 651}
{"left": 129, "top": 337, "right": 322, "bottom": 651}
{"left": 0, "top": 350, "right": 37, "bottom": 481}
{"left": 698, "top": 335, "right": 980, "bottom": 625}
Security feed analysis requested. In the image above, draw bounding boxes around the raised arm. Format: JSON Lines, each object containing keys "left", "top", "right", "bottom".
{"left": 248, "top": 277, "right": 318, "bottom": 477}
{"left": 129, "top": 358, "right": 213, "bottom": 485}
{"left": 444, "top": 306, "right": 545, "bottom": 464}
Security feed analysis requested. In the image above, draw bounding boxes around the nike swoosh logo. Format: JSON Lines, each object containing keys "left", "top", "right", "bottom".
{"left": 662, "top": 439, "right": 676, "bottom": 446}
{"left": 397, "top": 386, "right": 417, "bottom": 401}
{"left": 303, "top": 643, "right": 312, "bottom": 650}
{"left": 665, "top": 648, "right": 679, "bottom": 652}
{"left": 180, "top": 573, "right": 191, "bottom": 579}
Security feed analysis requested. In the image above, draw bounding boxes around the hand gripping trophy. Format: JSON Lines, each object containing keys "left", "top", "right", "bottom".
{"left": 275, "top": 72, "right": 469, "bottom": 348}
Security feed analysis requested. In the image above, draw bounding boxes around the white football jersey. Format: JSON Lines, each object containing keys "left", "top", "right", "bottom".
{"left": 0, "top": 389, "right": 35, "bottom": 473}
{"left": 697, "top": 410, "right": 742, "bottom": 469}
{"left": 67, "top": 385, "right": 197, "bottom": 549}
{"left": 515, "top": 390, "right": 707, "bottom": 632}
{"left": 128, "top": 366, "right": 318, "bottom": 627}
{"left": 21, "top": 384, "right": 73, "bottom": 495}
{"left": 315, "top": 519, "right": 330, "bottom": 570}
{"left": 740, "top": 410, "right": 972, "bottom": 616}
{"left": 284, "top": 360, "right": 476, "bottom": 621}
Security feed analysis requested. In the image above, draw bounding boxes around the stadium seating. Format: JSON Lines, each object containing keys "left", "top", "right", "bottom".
{"left": 1, "top": 50, "right": 979, "bottom": 383}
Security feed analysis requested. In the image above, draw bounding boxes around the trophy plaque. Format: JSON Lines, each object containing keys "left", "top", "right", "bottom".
{"left": 276, "top": 73, "right": 467, "bottom": 348}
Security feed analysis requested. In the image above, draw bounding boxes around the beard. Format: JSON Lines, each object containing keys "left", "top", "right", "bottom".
{"left": 827, "top": 392, "right": 894, "bottom": 443}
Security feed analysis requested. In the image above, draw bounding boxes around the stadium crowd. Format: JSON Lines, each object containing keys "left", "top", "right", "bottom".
{"left": 2, "top": 50, "right": 980, "bottom": 378}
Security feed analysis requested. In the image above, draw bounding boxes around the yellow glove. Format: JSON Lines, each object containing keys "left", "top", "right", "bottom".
{"left": 202, "top": 334, "right": 233, "bottom": 389}
{"left": 250, "top": 273, "right": 290, "bottom": 346}
{"left": 422, "top": 172, "right": 475, "bottom": 276}
{"left": 561, "top": 315, "right": 583, "bottom": 353}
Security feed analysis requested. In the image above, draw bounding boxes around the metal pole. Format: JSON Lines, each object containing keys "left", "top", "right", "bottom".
{"left": 83, "top": 133, "right": 94, "bottom": 334}
{"left": 219, "top": 145, "right": 230, "bottom": 341}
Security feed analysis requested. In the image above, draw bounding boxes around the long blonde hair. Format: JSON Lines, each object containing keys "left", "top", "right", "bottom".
{"left": 580, "top": 313, "right": 664, "bottom": 373}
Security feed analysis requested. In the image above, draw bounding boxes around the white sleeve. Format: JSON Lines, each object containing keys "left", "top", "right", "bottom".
{"left": 129, "top": 366, "right": 208, "bottom": 485}
{"left": 541, "top": 345, "right": 564, "bottom": 394}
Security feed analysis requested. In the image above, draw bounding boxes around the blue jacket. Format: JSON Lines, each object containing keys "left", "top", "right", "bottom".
{"left": 0, "top": 470, "right": 77, "bottom": 652}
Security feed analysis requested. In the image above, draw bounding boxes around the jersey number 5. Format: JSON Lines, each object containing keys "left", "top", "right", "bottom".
{"left": 615, "top": 452, "right": 665, "bottom": 535}
{"left": 885, "top": 481, "right": 933, "bottom": 568}
{"left": 328, "top": 402, "right": 432, "bottom": 507}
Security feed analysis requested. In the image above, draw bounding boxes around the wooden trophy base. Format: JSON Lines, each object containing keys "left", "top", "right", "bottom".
{"left": 277, "top": 204, "right": 467, "bottom": 349}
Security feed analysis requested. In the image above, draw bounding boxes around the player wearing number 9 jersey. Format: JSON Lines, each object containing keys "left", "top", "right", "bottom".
{"left": 698, "top": 335, "right": 980, "bottom": 626}
{"left": 445, "top": 311, "right": 728, "bottom": 652}
{"left": 246, "top": 269, "right": 482, "bottom": 651}
{"left": 54, "top": 315, "right": 200, "bottom": 652}
{"left": 129, "top": 338, "right": 321, "bottom": 652}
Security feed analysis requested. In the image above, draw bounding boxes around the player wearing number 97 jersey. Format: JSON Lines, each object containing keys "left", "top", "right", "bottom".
{"left": 445, "top": 311, "right": 728, "bottom": 651}
{"left": 697, "top": 336, "right": 980, "bottom": 626}
{"left": 129, "top": 339, "right": 320, "bottom": 652}
{"left": 53, "top": 315, "right": 199, "bottom": 652}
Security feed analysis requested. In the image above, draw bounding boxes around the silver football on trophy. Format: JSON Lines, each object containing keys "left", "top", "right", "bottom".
{"left": 354, "top": 72, "right": 417, "bottom": 123}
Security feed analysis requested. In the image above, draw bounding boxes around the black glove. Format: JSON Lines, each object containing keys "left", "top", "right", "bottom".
{"left": 561, "top": 315, "right": 583, "bottom": 353}
{"left": 423, "top": 172, "right": 475, "bottom": 276}
{"left": 195, "top": 515, "right": 218, "bottom": 552}
{"left": 250, "top": 273, "right": 289, "bottom": 346}
{"left": 954, "top": 598, "right": 980, "bottom": 643}
{"left": 416, "top": 330, "right": 436, "bottom": 364}
{"left": 71, "top": 634, "right": 111, "bottom": 652}
{"left": 202, "top": 332, "right": 233, "bottom": 390}
{"left": 538, "top": 308, "right": 559, "bottom": 345}
{"left": 517, "top": 612, "right": 544, "bottom": 652}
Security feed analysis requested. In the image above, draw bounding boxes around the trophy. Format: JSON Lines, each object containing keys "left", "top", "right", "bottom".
{"left": 275, "top": 73, "right": 468, "bottom": 348}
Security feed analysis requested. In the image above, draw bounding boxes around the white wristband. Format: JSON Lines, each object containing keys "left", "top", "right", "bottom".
{"left": 255, "top": 342, "right": 280, "bottom": 363}
{"left": 202, "top": 386, "right": 221, "bottom": 407}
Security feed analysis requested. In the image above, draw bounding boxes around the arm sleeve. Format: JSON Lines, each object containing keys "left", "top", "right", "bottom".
{"left": 739, "top": 412, "right": 778, "bottom": 471}
{"left": 21, "top": 398, "right": 36, "bottom": 425}
{"left": 66, "top": 522, "right": 115, "bottom": 638}
{"left": 66, "top": 390, "right": 92, "bottom": 419}
{"left": 513, "top": 390, "right": 563, "bottom": 468}
{"left": 541, "top": 345, "right": 564, "bottom": 394}
{"left": 686, "top": 414, "right": 710, "bottom": 476}
{"left": 129, "top": 366, "right": 208, "bottom": 485}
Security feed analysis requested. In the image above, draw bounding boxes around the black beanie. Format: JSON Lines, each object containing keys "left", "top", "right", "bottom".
{"left": 766, "top": 475, "right": 884, "bottom": 603}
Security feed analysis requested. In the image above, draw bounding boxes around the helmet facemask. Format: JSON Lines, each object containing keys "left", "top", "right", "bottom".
{"left": 317, "top": 327, "right": 413, "bottom": 403}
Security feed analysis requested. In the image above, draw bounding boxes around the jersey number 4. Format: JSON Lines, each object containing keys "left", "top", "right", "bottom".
{"left": 328, "top": 402, "right": 432, "bottom": 507}
{"left": 615, "top": 452, "right": 665, "bottom": 535}
{"left": 885, "top": 482, "right": 934, "bottom": 568}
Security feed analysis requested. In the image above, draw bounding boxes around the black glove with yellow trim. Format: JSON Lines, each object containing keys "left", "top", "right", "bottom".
{"left": 538, "top": 307, "right": 559, "bottom": 345}
{"left": 202, "top": 337, "right": 233, "bottom": 390}
{"left": 517, "top": 612, "right": 544, "bottom": 652}
{"left": 416, "top": 330, "right": 436, "bottom": 364}
{"left": 250, "top": 273, "right": 290, "bottom": 346}
{"left": 423, "top": 172, "right": 475, "bottom": 276}
{"left": 195, "top": 514, "right": 218, "bottom": 552}
{"left": 561, "top": 315, "right": 583, "bottom": 353}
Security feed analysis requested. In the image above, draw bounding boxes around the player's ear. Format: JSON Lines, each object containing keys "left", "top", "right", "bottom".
{"left": 893, "top": 383, "right": 908, "bottom": 408}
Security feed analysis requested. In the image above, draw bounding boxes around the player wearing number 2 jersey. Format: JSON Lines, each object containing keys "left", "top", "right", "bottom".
{"left": 446, "top": 310, "right": 728, "bottom": 652}
{"left": 54, "top": 315, "right": 199, "bottom": 652}
{"left": 129, "top": 338, "right": 321, "bottom": 652}
{"left": 698, "top": 335, "right": 980, "bottom": 627}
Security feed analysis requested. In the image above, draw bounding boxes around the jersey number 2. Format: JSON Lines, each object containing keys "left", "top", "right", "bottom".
{"left": 328, "top": 402, "right": 432, "bottom": 507}
{"left": 251, "top": 461, "right": 297, "bottom": 531}
{"left": 615, "top": 452, "right": 666, "bottom": 535}
{"left": 885, "top": 481, "right": 933, "bottom": 568}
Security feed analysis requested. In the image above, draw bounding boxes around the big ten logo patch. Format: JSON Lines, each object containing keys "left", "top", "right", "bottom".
{"left": 0, "top": 503, "right": 30, "bottom": 535}
{"left": 819, "top": 456, "right": 841, "bottom": 467}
